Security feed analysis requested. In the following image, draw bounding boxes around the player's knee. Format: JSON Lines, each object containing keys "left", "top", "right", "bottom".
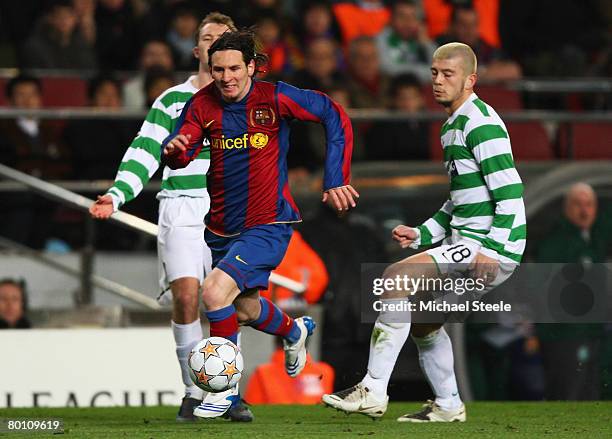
{"left": 201, "top": 277, "right": 226, "bottom": 309}
{"left": 380, "top": 262, "right": 419, "bottom": 299}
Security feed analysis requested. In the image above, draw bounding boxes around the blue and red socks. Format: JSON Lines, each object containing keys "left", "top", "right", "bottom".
{"left": 205, "top": 305, "right": 239, "bottom": 345}
{"left": 249, "top": 297, "right": 301, "bottom": 343}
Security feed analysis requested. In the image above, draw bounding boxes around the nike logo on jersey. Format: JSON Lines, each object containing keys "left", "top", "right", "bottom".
{"left": 235, "top": 255, "right": 248, "bottom": 265}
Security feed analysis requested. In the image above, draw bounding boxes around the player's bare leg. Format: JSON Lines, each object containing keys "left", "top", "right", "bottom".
{"left": 322, "top": 253, "right": 441, "bottom": 418}
{"left": 170, "top": 277, "right": 205, "bottom": 421}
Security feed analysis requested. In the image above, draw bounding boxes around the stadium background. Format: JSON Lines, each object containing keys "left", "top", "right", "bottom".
{"left": 0, "top": 0, "right": 611, "bottom": 414}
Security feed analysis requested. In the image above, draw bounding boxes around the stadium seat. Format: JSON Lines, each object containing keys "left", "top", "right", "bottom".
{"left": 506, "top": 122, "right": 553, "bottom": 160}
{"left": 0, "top": 77, "right": 88, "bottom": 107}
{"left": 558, "top": 122, "right": 612, "bottom": 159}
{"left": 430, "top": 121, "right": 552, "bottom": 161}
{"left": 429, "top": 121, "right": 444, "bottom": 160}
{"left": 422, "top": 85, "right": 522, "bottom": 111}
{"left": 41, "top": 78, "right": 88, "bottom": 107}
{"left": 476, "top": 85, "right": 522, "bottom": 110}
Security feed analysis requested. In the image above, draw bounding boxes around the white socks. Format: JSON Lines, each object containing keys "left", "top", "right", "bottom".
{"left": 412, "top": 327, "right": 462, "bottom": 410}
{"left": 172, "top": 319, "right": 204, "bottom": 400}
{"left": 362, "top": 298, "right": 411, "bottom": 400}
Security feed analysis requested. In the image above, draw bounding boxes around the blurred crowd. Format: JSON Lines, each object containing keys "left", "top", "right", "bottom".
{"left": 0, "top": 0, "right": 609, "bottom": 179}
{"left": 0, "top": 0, "right": 610, "bottom": 80}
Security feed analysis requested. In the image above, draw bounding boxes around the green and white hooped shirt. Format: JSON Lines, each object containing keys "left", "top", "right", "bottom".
{"left": 411, "top": 93, "right": 526, "bottom": 264}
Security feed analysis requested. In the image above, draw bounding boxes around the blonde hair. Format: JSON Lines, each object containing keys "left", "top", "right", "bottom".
{"left": 433, "top": 42, "right": 477, "bottom": 75}
{"left": 194, "top": 12, "right": 237, "bottom": 44}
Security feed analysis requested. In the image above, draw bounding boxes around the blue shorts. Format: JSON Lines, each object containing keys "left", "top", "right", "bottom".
{"left": 205, "top": 223, "right": 293, "bottom": 292}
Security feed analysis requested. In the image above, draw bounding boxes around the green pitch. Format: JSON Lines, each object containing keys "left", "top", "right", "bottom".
{"left": 1, "top": 402, "right": 611, "bottom": 438}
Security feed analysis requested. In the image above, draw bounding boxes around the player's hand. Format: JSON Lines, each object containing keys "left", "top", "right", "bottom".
{"left": 89, "top": 194, "right": 114, "bottom": 219}
{"left": 322, "top": 185, "right": 359, "bottom": 212}
{"left": 392, "top": 225, "right": 418, "bottom": 248}
{"left": 468, "top": 252, "right": 499, "bottom": 285}
{"left": 163, "top": 134, "right": 191, "bottom": 156}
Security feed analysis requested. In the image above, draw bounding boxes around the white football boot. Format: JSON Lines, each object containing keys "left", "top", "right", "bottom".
{"left": 396, "top": 400, "right": 466, "bottom": 422}
{"left": 283, "top": 316, "right": 315, "bottom": 377}
{"left": 322, "top": 383, "right": 389, "bottom": 418}
{"left": 193, "top": 386, "right": 239, "bottom": 419}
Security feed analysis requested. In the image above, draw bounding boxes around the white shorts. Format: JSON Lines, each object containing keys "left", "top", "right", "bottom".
{"left": 426, "top": 232, "right": 516, "bottom": 296}
{"left": 157, "top": 196, "right": 212, "bottom": 292}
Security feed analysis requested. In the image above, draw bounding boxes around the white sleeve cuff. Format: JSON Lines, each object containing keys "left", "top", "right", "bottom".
{"left": 106, "top": 192, "right": 121, "bottom": 213}
{"left": 408, "top": 227, "right": 421, "bottom": 249}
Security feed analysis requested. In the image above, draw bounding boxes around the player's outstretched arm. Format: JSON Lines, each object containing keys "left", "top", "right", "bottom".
{"left": 322, "top": 185, "right": 359, "bottom": 212}
{"left": 89, "top": 194, "right": 114, "bottom": 219}
{"left": 276, "top": 81, "right": 353, "bottom": 195}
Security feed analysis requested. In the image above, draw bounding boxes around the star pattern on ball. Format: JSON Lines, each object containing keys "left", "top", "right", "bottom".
{"left": 194, "top": 367, "right": 213, "bottom": 387}
{"left": 220, "top": 360, "right": 240, "bottom": 381}
{"left": 199, "top": 340, "right": 222, "bottom": 360}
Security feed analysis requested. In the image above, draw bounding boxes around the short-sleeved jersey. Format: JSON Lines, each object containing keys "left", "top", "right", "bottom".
{"left": 413, "top": 93, "right": 526, "bottom": 264}
{"left": 163, "top": 80, "right": 353, "bottom": 236}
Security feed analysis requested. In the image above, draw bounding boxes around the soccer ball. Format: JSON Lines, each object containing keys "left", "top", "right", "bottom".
{"left": 188, "top": 337, "right": 244, "bottom": 393}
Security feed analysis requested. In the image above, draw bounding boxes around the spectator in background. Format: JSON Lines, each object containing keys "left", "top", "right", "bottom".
{"left": 297, "top": 1, "right": 341, "bottom": 47}
{"left": 536, "top": 183, "right": 611, "bottom": 400}
{"left": 376, "top": 0, "right": 436, "bottom": 82}
{"left": 332, "top": 0, "right": 390, "bottom": 47}
{"left": 260, "top": 230, "right": 329, "bottom": 310}
{"left": 144, "top": 67, "right": 176, "bottom": 108}
{"left": 63, "top": 75, "right": 139, "bottom": 180}
{"left": 123, "top": 39, "right": 174, "bottom": 108}
{"left": 72, "top": 0, "right": 96, "bottom": 47}
{"left": 291, "top": 38, "right": 346, "bottom": 92}
{"left": 236, "top": 0, "right": 282, "bottom": 27}
{"left": 245, "top": 335, "right": 335, "bottom": 405}
{"left": 254, "top": 14, "right": 303, "bottom": 78}
{"left": 0, "top": 279, "right": 31, "bottom": 329}
{"left": 424, "top": 0, "right": 501, "bottom": 48}
{"left": 364, "top": 73, "right": 430, "bottom": 160}
{"left": 0, "top": 75, "right": 70, "bottom": 248}
{"left": 0, "top": 75, "right": 70, "bottom": 179}
{"left": 437, "top": 6, "right": 521, "bottom": 81}
{"left": 21, "top": 0, "right": 98, "bottom": 69}
{"left": 166, "top": 5, "right": 200, "bottom": 70}
{"left": 346, "top": 36, "right": 390, "bottom": 109}
{"left": 95, "top": 0, "right": 138, "bottom": 70}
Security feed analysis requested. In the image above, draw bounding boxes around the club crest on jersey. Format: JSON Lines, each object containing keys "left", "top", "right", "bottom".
{"left": 249, "top": 106, "right": 276, "bottom": 126}
{"left": 447, "top": 160, "right": 459, "bottom": 177}
{"left": 250, "top": 132, "right": 269, "bottom": 149}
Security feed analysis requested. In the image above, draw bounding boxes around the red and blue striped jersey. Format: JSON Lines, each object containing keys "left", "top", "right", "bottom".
{"left": 162, "top": 80, "right": 353, "bottom": 236}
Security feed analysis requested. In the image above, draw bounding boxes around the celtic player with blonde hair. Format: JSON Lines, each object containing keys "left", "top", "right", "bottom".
{"left": 323, "top": 42, "right": 525, "bottom": 422}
